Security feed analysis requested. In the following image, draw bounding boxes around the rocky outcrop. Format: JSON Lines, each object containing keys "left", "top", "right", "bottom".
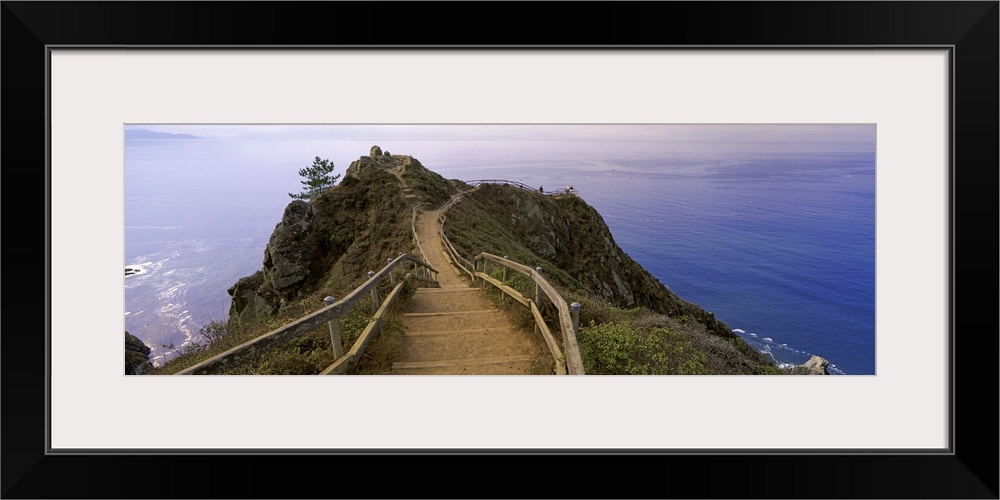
{"left": 227, "top": 200, "right": 323, "bottom": 323}
{"left": 264, "top": 200, "right": 319, "bottom": 295}
{"left": 344, "top": 155, "right": 382, "bottom": 179}
{"left": 125, "top": 331, "right": 153, "bottom": 374}
{"left": 446, "top": 184, "right": 737, "bottom": 340}
{"left": 219, "top": 146, "right": 791, "bottom": 374}
{"left": 788, "top": 355, "right": 830, "bottom": 375}
{"left": 227, "top": 270, "right": 279, "bottom": 325}
{"left": 227, "top": 148, "right": 440, "bottom": 327}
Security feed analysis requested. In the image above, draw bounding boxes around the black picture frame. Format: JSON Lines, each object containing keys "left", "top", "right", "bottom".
{"left": 3, "top": 2, "right": 996, "bottom": 498}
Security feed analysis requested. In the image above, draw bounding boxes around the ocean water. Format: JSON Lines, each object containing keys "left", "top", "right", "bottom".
{"left": 125, "top": 136, "right": 874, "bottom": 373}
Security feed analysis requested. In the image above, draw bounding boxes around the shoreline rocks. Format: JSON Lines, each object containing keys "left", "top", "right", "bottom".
{"left": 787, "top": 355, "right": 830, "bottom": 375}
{"left": 125, "top": 331, "right": 153, "bottom": 374}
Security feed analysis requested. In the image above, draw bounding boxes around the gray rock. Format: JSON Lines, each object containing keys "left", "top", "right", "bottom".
{"left": 227, "top": 270, "right": 279, "bottom": 326}
{"left": 344, "top": 156, "right": 381, "bottom": 179}
{"left": 789, "top": 355, "right": 830, "bottom": 375}
{"left": 125, "top": 331, "right": 153, "bottom": 374}
{"left": 370, "top": 145, "right": 382, "bottom": 157}
{"left": 263, "top": 200, "right": 318, "bottom": 295}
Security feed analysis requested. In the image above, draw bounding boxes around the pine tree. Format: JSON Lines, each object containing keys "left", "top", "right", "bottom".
{"left": 289, "top": 156, "right": 341, "bottom": 200}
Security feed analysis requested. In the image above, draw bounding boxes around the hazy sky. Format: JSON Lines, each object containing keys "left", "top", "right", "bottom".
{"left": 125, "top": 124, "right": 875, "bottom": 146}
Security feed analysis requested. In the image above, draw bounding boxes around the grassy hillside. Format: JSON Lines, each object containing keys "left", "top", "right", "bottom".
{"left": 443, "top": 183, "right": 781, "bottom": 375}
{"left": 151, "top": 154, "right": 779, "bottom": 375}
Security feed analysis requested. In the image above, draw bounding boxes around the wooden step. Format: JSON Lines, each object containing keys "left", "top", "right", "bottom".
{"left": 403, "top": 309, "right": 498, "bottom": 317}
{"left": 398, "top": 329, "right": 536, "bottom": 362}
{"left": 401, "top": 311, "right": 505, "bottom": 332}
{"left": 405, "top": 327, "right": 513, "bottom": 337}
{"left": 392, "top": 355, "right": 535, "bottom": 371}
{"left": 414, "top": 287, "right": 479, "bottom": 294}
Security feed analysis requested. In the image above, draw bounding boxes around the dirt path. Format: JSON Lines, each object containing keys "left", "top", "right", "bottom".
{"left": 393, "top": 204, "right": 553, "bottom": 375}
{"left": 414, "top": 209, "right": 465, "bottom": 287}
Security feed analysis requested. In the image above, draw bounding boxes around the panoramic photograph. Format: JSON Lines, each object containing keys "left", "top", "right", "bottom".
{"left": 124, "top": 124, "right": 875, "bottom": 376}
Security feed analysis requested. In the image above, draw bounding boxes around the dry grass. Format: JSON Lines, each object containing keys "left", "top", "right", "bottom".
{"left": 152, "top": 278, "right": 420, "bottom": 375}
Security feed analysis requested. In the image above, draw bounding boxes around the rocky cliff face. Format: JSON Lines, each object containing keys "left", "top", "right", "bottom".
{"left": 441, "top": 182, "right": 783, "bottom": 374}
{"left": 125, "top": 331, "right": 153, "bottom": 374}
{"left": 227, "top": 150, "right": 455, "bottom": 326}
{"left": 788, "top": 355, "right": 830, "bottom": 375}
{"left": 444, "top": 183, "right": 738, "bottom": 340}
{"left": 222, "top": 147, "right": 782, "bottom": 374}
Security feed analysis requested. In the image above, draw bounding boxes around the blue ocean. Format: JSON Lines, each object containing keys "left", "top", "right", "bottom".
{"left": 125, "top": 133, "right": 875, "bottom": 374}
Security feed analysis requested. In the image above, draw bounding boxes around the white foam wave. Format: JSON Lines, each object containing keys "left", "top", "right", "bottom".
{"left": 740, "top": 327, "right": 850, "bottom": 374}
{"left": 156, "top": 283, "right": 186, "bottom": 301}
{"left": 828, "top": 364, "right": 847, "bottom": 375}
{"left": 124, "top": 256, "right": 174, "bottom": 286}
{"left": 733, "top": 328, "right": 745, "bottom": 334}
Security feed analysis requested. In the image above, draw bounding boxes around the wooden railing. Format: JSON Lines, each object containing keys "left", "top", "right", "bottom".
{"left": 410, "top": 204, "right": 436, "bottom": 282}
{"left": 439, "top": 214, "right": 477, "bottom": 281}
{"left": 464, "top": 179, "right": 578, "bottom": 197}
{"left": 473, "top": 253, "right": 585, "bottom": 375}
{"left": 437, "top": 185, "right": 585, "bottom": 375}
{"left": 176, "top": 253, "right": 438, "bottom": 375}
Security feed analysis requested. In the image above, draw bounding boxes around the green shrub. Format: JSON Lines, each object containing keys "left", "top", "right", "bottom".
{"left": 486, "top": 263, "right": 534, "bottom": 299}
{"left": 578, "top": 322, "right": 709, "bottom": 375}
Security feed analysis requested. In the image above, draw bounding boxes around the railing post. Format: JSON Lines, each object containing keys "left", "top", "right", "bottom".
{"left": 501, "top": 256, "right": 509, "bottom": 303}
{"left": 324, "top": 296, "right": 343, "bottom": 359}
{"left": 532, "top": 267, "right": 542, "bottom": 302}
{"left": 388, "top": 258, "right": 395, "bottom": 285}
{"left": 368, "top": 270, "right": 383, "bottom": 335}
{"left": 570, "top": 302, "right": 581, "bottom": 338}
{"left": 534, "top": 267, "right": 543, "bottom": 304}
{"left": 368, "top": 271, "right": 379, "bottom": 313}
{"left": 534, "top": 267, "right": 543, "bottom": 336}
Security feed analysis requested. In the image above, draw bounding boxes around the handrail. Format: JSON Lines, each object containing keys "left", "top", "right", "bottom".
{"left": 464, "top": 179, "right": 578, "bottom": 197}
{"left": 176, "top": 253, "right": 438, "bottom": 375}
{"left": 411, "top": 203, "right": 430, "bottom": 267}
{"left": 436, "top": 187, "right": 479, "bottom": 280}
{"left": 474, "top": 252, "right": 585, "bottom": 375}
{"left": 411, "top": 204, "right": 421, "bottom": 256}
{"left": 439, "top": 215, "right": 476, "bottom": 280}
{"left": 432, "top": 183, "right": 585, "bottom": 374}
{"left": 319, "top": 277, "right": 407, "bottom": 375}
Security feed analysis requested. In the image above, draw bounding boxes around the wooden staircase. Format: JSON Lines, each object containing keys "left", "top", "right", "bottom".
{"left": 390, "top": 199, "right": 552, "bottom": 375}
{"left": 392, "top": 285, "right": 545, "bottom": 374}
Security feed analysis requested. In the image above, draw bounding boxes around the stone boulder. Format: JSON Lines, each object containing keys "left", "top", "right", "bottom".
{"left": 344, "top": 155, "right": 382, "bottom": 179}
{"left": 125, "top": 331, "right": 153, "bottom": 374}
{"left": 262, "top": 200, "right": 320, "bottom": 299}
{"left": 227, "top": 270, "right": 279, "bottom": 325}
{"left": 370, "top": 145, "right": 382, "bottom": 157}
{"left": 789, "top": 355, "right": 830, "bottom": 375}
{"left": 227, "top": 200, "right": 321, "bottom": 324}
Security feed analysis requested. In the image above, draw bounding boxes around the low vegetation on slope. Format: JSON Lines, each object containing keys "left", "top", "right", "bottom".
{"left": 148, "top": 150, "right": 778, "bottom": 376}
{"left": 153, "top": 151, "right": 452, "bottom": 375}
{"left": 444, "top": 183, "right": 780, "bottom": 375}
